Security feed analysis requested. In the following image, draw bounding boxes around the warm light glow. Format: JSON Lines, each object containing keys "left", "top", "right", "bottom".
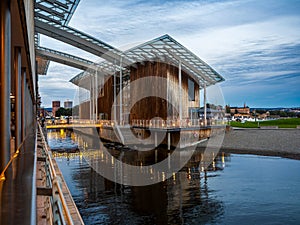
{"left": 111, "top": 157, "right": 114, "bottom": 165}
{"left": 162, "top": 172, "right": 165, "bottom": 181}
{"left": 201, "top": 166, "right": 204, "bottom": 172}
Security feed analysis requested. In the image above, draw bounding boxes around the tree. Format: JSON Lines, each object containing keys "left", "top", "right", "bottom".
{"left": 225, "top": 105, "right": 231, "bottom": 113}
{"left": 55, "top": 107, "right": 72, "bottom": 117}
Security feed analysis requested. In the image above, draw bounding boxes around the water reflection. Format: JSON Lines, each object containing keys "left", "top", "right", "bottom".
{"left": 50, "top": 130, "right": 225, "bottom": 224}
{"left": 54, "top": 152, "right": 225, "bottom": 225}
{"left": 47, "top": 129, "right": 79, "bottom": 152}
{"left": 71, "top": 131, "right": 221, "bottom": 186}
{"left": 50, "top": 130, "right": 300, "bottom": 225}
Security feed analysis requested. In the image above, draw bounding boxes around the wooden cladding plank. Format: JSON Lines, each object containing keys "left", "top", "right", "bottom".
{"left": 130, "top": 61, "right": 168, "bottom": 121}
{"left": 98, "top": 76, "right": 114, "bottom": 119}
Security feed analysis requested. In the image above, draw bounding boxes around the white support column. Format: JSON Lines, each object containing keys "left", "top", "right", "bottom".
{"left": 204, "top": 83, "right": 207, "bottom": 126}
{"left": 91, "top": 74, "right": 94, "bottom": 121}
{"left": 113, "top": 62, "right": 117, "bottom": 122}
{"left": 93, "top": 72, "right": 96, "bottom": 121}
{"left": 179, "top": 60, "right": 182, "bottom": 126}
{"left": 199, "top": 87, "right": 201, "bottom": 126}
{"left": 168, "top": 132, "right": 171, "bottom": 150}
{"left": 95, "top": 70, "right": 98, "bottom": 121}
{"left": 89, "top": 74, "right": 92, "bottom": 120}
{"left": 119, "top": 57, "right": 123, "bottom": 125}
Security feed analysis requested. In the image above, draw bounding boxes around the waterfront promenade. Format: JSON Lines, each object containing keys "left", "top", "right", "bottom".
{"left": 199, "top": 128, "right": 300, "bottom": 159}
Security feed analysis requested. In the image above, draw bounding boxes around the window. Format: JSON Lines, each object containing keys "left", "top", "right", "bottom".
{"left": 188, "top": 78, "right": 195, "bottom": 101}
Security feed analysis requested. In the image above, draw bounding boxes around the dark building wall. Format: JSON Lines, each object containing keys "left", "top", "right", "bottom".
{"left": 52, "top": 101, "right": 60, "bottom": 108}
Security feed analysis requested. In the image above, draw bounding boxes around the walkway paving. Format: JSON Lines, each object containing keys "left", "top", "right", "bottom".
{"left": 198, "top": 128, "right": 300, "bottom": 159}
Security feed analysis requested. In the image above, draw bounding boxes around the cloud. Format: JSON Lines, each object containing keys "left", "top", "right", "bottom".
{"left": 39, "top": 0, "right": 300, "bottom": 107}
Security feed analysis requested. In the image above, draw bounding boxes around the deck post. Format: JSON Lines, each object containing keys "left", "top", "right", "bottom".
{"left": 0, "top": 0, "right": 11, "bottom": 170}
{"left": 204, "top": 83, "right": 207, "bottom": 126}
{"left": 179, "top": 60, "right": 182, "bottom": 126}
{"left": 119, "top": 57, "right": 123, "bottom": 125}
{"left": 14, "top": 47, "right": 22, "bottom": 150}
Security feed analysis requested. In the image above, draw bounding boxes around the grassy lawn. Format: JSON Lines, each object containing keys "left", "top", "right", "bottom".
{"left": 229, "top": 118, "right": 300, "bottom": 128}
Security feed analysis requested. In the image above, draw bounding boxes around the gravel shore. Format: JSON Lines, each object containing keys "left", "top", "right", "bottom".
{"left": 198, "top": 128, "right": 300, "bottom": 160}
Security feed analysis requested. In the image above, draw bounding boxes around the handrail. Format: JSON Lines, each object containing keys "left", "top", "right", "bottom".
{"left": 37, "top": 123, "right": 74, "bottom": 225}
{"left": 70, "top": 119, "right": 227, "bottom": 128}
{"left": 0, "top": 132, "right": 33, "bottom": 181}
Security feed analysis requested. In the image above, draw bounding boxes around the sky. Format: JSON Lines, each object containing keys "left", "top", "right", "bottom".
{"left": 39, "top": 0, "right": 300, "bottom": 108}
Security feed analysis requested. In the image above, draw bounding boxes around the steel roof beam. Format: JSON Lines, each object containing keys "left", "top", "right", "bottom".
{"left": 35, "top": 20, "right": 133, "bottom": 66}
{"left": 41, "top": 0, "right": 68, "bottom": 9}
{"left": 36, "top": 46, "right": 93, "bottom": 71}
{"left": 35, "top": 2, "right": 65, "bottom": 19}
{"left": 35, "top": 12, "right": 62, "bottom": 24}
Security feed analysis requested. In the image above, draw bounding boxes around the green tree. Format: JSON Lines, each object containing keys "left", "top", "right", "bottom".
{"left": 225, "top": 105, "right": 231, "bottom": 113}
{"left": 55, "top": 107, "right": 72, "bottom": 117}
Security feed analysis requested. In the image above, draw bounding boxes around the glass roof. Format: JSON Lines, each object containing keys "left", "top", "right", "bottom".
{"left": 35, "top": 0, "right": 80, "bottom": 26}
{"left": 35, "top": 0, "right": 81, "bottom": 74}
{"left": 70, "top": 34, "right": 224, "bottom": 89}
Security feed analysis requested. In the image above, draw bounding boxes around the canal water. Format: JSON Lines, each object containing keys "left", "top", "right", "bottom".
{"left": 48, "top": 129, "right": 300, "bottom": 225}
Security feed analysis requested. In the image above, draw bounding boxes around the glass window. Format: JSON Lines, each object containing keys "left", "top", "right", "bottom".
{"left": 188, "top": 79, "right": 195, "bottom": 101}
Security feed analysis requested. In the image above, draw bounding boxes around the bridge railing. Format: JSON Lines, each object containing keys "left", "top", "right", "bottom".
{"left": 131, "top": 119, "right": 226, "bottom": 128}
{"left": 64, "top": 118, "right": 227, "bottom": 128}
{"left": 38, "top": 123, "right": 75, "bottom": 225}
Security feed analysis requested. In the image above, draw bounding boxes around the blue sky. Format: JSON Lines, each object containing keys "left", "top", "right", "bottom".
{"left": 39, "top": 0, "right": 300, "bottom": 108}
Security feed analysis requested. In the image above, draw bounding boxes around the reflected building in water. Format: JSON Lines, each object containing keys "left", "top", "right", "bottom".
{"left": 52, "top": 128, "right": 228, "bottom": 224}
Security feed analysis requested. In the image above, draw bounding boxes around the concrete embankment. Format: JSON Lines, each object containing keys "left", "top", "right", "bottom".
{"left": 198, "top": 128, "right": 300, "bottom": 160}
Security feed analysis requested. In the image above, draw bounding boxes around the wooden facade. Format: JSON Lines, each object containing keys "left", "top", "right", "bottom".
{"left": 130, "top": 61, "right": 199, "bottom": 122}
{"left": 80, "top": 60, "right": 200, "bottom": 123}
{"left": 97, "top": 76, "right": 114, "bottom": 119}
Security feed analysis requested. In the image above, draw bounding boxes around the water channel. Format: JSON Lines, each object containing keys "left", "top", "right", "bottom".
{"left": 48, "top": 129, "right": 300, "bottom": 225}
